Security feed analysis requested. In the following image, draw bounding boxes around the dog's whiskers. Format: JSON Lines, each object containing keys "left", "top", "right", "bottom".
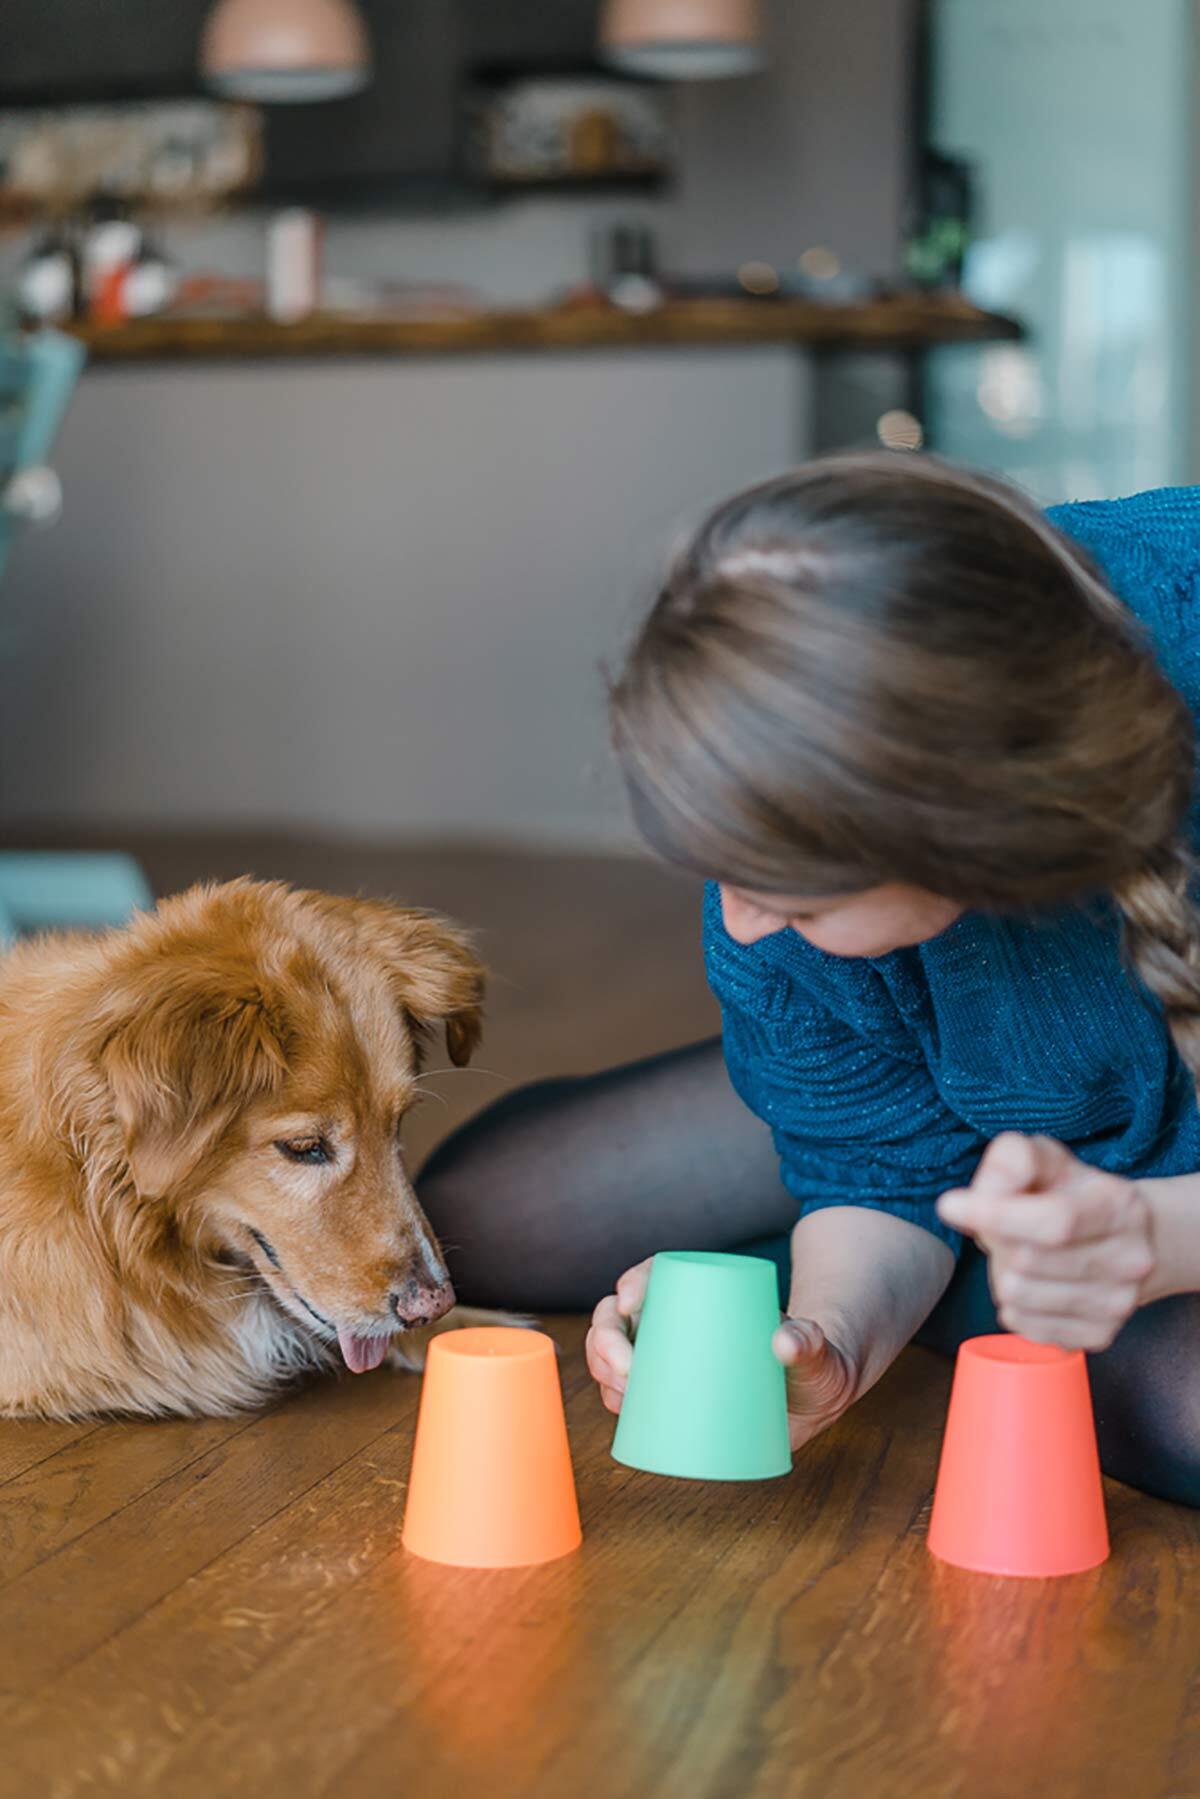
{"left": 415, "top": 1065, "right": 514, "bottom": 1086}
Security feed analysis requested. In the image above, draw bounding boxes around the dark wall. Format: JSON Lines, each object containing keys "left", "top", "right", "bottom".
{"left": 2, "top": 0, "right": 211, "bottom": 101}
{"left": 0, "top": 1, "right": 605, "bottom": 198}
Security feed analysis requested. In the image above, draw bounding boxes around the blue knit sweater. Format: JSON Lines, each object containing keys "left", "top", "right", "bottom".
{"left": 704, "top": 486, "right": 1200, "bottom": 1252}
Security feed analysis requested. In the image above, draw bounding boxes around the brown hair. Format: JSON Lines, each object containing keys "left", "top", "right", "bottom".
{"left": 610, "top": 452, "right": 1200, "bottom": 1077}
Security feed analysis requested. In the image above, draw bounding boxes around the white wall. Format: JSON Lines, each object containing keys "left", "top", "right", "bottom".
{"left": 669, "top": 0, "right": 912, "bottom": 276}
{"left": 0, "top": 349, "right": 805, "bottom": 843}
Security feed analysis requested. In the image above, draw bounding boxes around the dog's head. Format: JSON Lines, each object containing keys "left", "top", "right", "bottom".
{"left": 94, "top": 879, "right": 484, "bottom": 1371}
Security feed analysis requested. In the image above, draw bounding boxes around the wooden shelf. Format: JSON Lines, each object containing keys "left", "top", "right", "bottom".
{"left": 69, "top": 295, "right": 1023, "bottom": 363}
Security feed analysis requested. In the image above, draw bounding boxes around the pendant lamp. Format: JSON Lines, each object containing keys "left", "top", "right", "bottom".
{"left": 599, "top": 0, "right": 763, "bottom": 80}
{"left": 201, "top": 0, "right": 370, "bottom": 103}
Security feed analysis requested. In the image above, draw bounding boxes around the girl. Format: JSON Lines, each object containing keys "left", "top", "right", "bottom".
{"left": 420, "top": 453, "right": 1200, "bottom": 1507}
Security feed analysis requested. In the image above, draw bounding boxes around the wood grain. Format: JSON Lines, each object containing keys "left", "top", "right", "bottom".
{"left": 0, "top": 1419, "right": 98, "bottom": 1489}
{"left": 68, "top": 296, "right": 1022, "bottom": 364}
{"left": 0, "top": 1412, "right": 251, "bottom": 1587}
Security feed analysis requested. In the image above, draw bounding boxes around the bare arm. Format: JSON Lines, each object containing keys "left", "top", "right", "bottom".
{"left": 787, "top": 1205, "right": 957, "bottom": 1399}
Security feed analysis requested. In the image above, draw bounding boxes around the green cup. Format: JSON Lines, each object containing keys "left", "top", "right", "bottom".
{"left": 611, "top": 1250, "right": 792, "bottom": 1481}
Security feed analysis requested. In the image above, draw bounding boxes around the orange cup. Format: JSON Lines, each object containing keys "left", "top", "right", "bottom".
{"left": 928, "top": 1334, "right": 1109, "bottom": 1577}
{"left": 402, "top": 1327, "right": 582, "bottom": 1568}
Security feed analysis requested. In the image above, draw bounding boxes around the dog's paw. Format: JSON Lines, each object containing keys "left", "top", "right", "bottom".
{"left": 386, "top": 1305, "right": 538, "bottom": 1373}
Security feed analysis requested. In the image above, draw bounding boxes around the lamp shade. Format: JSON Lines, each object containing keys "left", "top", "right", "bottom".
{"left": 201, "top": 0, "right": 370, "bottom": 103}
{"left": 600, "top": 0, "right": 763, "bottom": 79}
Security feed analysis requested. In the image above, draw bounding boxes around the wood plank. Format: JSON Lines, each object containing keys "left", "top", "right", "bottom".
{"left": 0, "top": 1412, "right": 255, "bottom": 1587}
{"left": 0, "top": 1378, "right": 426, "bottom": 1794}
{"left": 0, "top": 1418, "right": 99, "bottom": 1488}
{"left": 0, "top": 1325, "right": 587, "bottom": 1799}
{"left": 3, "top": 1328, "right": 931, "bottom": 1798}
{"left": 347, "top": 1343, "right": 1200, "bottom": 1799}
{"left": 2, "top": 1327, "right": 1199, "bottom": 1797}
{"left": 6, "top": 1324, "right": 631, "bottom": 1799}
{"left": 0, "top": 1367, "right": 417, "bottom": 1703}
{"left": 311, "top": 1337, "right": 953, "bottom": 1799}
{"left": 68, "top": 296, "right": 1023, "bottom": 365}
{"left": 754, "top": 1475, "right": 1200, "bottom": 1799}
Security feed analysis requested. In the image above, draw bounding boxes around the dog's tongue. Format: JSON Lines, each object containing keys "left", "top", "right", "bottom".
{"left": 337, "top": 1328, "right": 390, "bottom": 1375}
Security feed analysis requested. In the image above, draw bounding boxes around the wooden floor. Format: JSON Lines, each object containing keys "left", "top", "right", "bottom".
{"left": 1, "top": 836, "right": 1199, "bottom": 1798}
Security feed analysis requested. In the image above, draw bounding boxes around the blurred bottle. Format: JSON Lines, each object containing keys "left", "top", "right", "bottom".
{"left": 83, "top": 196, "right": 141, "bottom": 324}
{"left": 124, "top": 236, "right": 178, "bottom": 318}
{"left": 590, "top": 221, "right": 662, "bottom": 313}
{"left": 266, "top": 210, "right": 322, "bottom": 323}
{"left": 17, "top": 226, "right": 81, "bottom": 325}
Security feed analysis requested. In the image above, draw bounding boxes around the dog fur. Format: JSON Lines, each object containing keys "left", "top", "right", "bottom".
{"left": 0, "top": 878, "right": 499, "bottom": 1419}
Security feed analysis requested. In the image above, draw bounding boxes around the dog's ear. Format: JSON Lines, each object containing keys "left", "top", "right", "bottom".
{"left": 302, "top": 894, "right": 486, "bottom": 1068}
{"left": 101, "top": 960, "right": 289, "bottom": 1198}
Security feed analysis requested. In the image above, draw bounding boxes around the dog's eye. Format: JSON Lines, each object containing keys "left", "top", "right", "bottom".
{"left": 275, "top": 1137, "right": 332, "bottom": 1166}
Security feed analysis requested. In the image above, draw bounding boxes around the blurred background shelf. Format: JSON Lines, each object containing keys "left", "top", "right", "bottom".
{"left": 69, "top": 295, "right": 1022, "bottom": 361}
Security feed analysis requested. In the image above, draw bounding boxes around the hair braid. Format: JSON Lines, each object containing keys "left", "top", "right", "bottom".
{"left": 1114, "top": 844, "right": 1200, "bottom": 1083}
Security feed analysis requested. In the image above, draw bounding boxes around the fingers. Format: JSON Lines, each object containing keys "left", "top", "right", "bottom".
{"left": 586, "top": 1259, "right": 655, "bottom": 1413}
{"left": 989, "top": 1311, "right": 1124, "bottom": 1353}
{"left": 586, "top": 1294, "right": 634, "bottom": 1409}
{"left": 986, "top": 1234, "right": 1155, "bottom": 1286}
{"left": 969, "top": 1131, "right": 1072, "bottom": 1197}
{"left": 938, "top": 1169, "right": 1140, "bottom": 1249}
{"left": 586, "top": 1299, "right": 633, "bottom": 1379}
{"left": 938, "top": 1140, "right": 1153, "bottom": 1353}
{"left": 615, "top": 1257, "right": 653, "bottom": 1321}
{"left": 989, "top": 1267, "right": 1142, "bottom": 1325}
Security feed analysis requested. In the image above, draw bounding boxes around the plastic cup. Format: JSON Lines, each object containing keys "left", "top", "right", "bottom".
{"left": 927, "top": 1334, "right": 1110, "bottom": 1578}
{"left": 402, "top": 1328, "right": 582, "bottom": 1568}
{"left": 611, "top": 1250, "right": 791, "bottom": 1481}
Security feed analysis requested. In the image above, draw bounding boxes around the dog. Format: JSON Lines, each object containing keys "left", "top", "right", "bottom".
{"left": 0, "top": 877, "right": 504, "bottom": 1419}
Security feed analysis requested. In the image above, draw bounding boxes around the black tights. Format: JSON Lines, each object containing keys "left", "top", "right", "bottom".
{"left": 419, "top": 1037, "right": 1200, "bottom": 1508}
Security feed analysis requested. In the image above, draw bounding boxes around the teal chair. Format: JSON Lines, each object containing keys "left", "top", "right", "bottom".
{"left": 0, "top": 325, "right": 151, "bottom": 945}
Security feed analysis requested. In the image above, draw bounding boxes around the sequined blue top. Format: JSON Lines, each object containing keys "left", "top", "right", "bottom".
{"left": 704, "top": 487, "right": 1200, "bottom": 1252}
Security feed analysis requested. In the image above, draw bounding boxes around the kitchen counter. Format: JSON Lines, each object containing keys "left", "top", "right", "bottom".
{"left": 69, "top": 294, "right": 1022, "bottom": 362}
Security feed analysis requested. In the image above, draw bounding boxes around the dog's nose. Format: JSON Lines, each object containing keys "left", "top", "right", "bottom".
{"left": 391, "top": 1275, "right": 456, "bottom": 1327}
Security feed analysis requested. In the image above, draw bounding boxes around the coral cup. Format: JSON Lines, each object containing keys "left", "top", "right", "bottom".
{"left": 927, "top": 1334, "right": 1110, "bottom": 1578}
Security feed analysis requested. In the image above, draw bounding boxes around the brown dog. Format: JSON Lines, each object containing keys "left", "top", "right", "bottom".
{"left": 0, "top": 878, "right": 501, "bottom": 1419}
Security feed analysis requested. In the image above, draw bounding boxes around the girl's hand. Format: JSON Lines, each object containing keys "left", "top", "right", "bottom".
{"left": 586, "top": 1258, "right": 654, "bottom": 1415}
{"left": 586, "top": 1256, "right": 860, "bottom": 1452}
{"left": 937, "top": 1133, "right": 1156, "bottom": 1351}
